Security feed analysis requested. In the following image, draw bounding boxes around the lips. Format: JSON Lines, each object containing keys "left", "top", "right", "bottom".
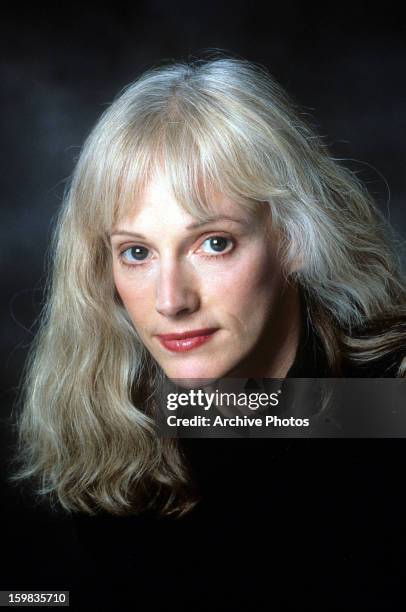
{"left": 156, "top": 328, "right": 218, "bottom": 353}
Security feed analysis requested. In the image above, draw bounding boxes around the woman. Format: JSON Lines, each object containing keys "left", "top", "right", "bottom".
{"left": 13, "top": 56, "right": 405, "bottom": 523}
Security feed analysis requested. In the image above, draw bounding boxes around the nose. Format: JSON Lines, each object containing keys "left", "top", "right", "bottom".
{"left": 155, "top": 260, "right": 200, "bottom": 317}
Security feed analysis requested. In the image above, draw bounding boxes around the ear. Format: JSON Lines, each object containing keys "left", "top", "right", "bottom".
{"left": 265, "top": 220, "right": 303, "bottom": 277}
{"left": 288, "top": 254, "right": 303, "bottom": 275}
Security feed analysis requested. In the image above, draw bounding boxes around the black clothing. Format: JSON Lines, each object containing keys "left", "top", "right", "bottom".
{"left": 72, "top": 321, "right": 406, "bottom": 611}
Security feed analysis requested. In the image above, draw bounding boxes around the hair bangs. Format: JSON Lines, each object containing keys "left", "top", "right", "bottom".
{"left": 113, "top": 113, "right": 270, "bottom": 228}
{"left": 158, "top": 98, "right": 292, "bottom": 219}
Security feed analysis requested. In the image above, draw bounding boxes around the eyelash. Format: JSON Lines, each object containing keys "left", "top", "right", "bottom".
{"left": 118, "top": 235, "right": 236, "bottom": 269}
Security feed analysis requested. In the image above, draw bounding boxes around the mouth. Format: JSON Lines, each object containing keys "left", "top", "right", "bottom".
{"left": 156, "top": 328, "right": 219, "bottom": 353}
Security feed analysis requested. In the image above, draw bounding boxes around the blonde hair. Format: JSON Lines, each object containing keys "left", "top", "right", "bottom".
{"left": 12, "top": 56, "right": 406, "bottom": 516}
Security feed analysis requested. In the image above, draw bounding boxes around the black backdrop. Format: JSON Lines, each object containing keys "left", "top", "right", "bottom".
{"left": 1, "top": 4, "right": 405, "bottom": 611}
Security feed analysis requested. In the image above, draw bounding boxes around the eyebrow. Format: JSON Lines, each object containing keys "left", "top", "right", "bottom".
{"left": 110, "top": 215, "right": 248, "bottom": 239}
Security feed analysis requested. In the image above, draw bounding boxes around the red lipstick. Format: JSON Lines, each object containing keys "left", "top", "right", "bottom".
{"left": 157, "top": 328, "right": 218, "bottom": 353}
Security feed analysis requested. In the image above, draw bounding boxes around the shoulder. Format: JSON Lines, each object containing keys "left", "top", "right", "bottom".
{"left": 341, "top": 322, "right": 406, "bottom": 377}
{"left": 342, "top": 352, "right": 404, "bottom": 377}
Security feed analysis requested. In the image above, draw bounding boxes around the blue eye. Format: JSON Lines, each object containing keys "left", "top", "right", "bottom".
{"left": 201, "top": 236, "right": 233, "bottom": 255}
{"left": 122, "top": 246, "right": 150, "bottom": 263}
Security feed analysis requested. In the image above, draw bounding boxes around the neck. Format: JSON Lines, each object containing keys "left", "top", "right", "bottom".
{"left": 264, "top": 283, "right": 302, "bottom": 378}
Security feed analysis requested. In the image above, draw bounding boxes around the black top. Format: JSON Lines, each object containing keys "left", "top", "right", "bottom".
{"left": 72, "top": 319, "right": 405, "bottom": 611}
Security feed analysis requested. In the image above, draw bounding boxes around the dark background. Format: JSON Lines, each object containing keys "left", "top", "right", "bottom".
{"left": 1, "top": 3, "right": 405, "bottom": 610}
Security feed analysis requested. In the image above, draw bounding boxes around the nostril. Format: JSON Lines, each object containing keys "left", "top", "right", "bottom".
{"left": 156, "top": 266, "right": 200, "bottom": 317}
{"left": 156, "top": 299, "right": 196, "bottom": 318}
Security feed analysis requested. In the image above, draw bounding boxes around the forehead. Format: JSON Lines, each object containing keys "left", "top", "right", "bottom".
{"left": 114, "top": 169, "right": 260, "bottom": 230}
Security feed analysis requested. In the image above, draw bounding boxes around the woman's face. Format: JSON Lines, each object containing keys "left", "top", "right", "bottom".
{"left": 111, "top": 171, "right": 299, "bottom": 381}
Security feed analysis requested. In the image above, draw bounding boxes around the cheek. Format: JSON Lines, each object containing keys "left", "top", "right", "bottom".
{"left": 112, "top": 266, "right": 152, "bottom": 324}
{"left": 207, "top": 249, "right": 282, "bottom": 317}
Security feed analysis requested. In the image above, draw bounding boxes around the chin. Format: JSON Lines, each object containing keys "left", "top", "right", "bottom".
{"left": 161, "top": 359, "right": 229, "bottom": 389}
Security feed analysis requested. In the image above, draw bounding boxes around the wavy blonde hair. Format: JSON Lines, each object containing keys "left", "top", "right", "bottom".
{"left": 12, "top": 56, "right": 406, "bottom": 516}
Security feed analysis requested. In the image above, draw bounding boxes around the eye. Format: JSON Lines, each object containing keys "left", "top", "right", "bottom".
{"left": 121, "top": 245, "right": 150, "bottom": 264}
{"left": 200, "top": 236, "right": 233, "bottom": 255}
